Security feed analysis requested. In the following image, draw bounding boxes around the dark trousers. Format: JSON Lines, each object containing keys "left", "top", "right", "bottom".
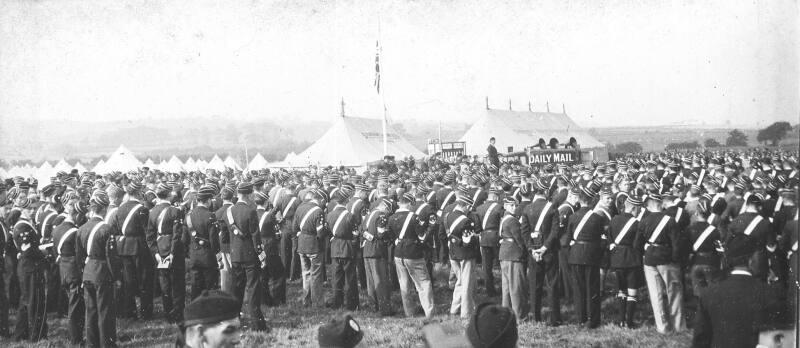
{"left": 3, "top": 256, "right": 19, "bottom": 308}
{"left": 528, "top": 255, "right": 561, "bottom": 323}
{"left": 289, "top": 238, "right": 302, "bottom": 281}
{"left": 356, "top": 251, "right": 367, "bottom": 290}
{"left": 45, "top": 262, "right": 65, "bottom": 315}
{"left": 0, "top": 271, "right": 7, "bottom": 335}
{"left": 480, "top": 246, "right": 499, "bottom": 296}
{"left": 558, "top": 249, "right": 573, "bottom": 303}
{"left": 231, "top": 262, "right": 264, "bottom": 328}
{"left": 64, "top": 280, "right": 84, "bottom": 344}
{"left": 331, "top": 258, "right": 358, "bottom": 310}
{"left": 84, "top": 280, "right": 116, "bottom": 348}
{"left": 261, "top": 253, "right": 287, "bottom": 306}
{"left": 279, "top": 232, "right": 294, "bottom": 279}
{"left": 13, "top": 269, "right": 47, "bottom": 342}
{"left": 120, "top": 255, "right": 153, "bottom": 319}
{"left": 190, "top": 267, "right": 218, "bottom": 300}
{"left": 571, "top": 264, "right": 601, "bottom": 328}
{"left": 157, "top": 267, "right": 186, "bottom": 323}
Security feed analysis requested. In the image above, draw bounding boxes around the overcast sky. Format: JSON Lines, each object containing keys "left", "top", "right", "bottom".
{"left": 0, "top": 0, "right": 797, "bottom": 128}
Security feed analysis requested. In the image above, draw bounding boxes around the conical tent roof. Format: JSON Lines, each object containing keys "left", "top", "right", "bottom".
{"left": 0, "top": 167, "right": 6, "bottom": 178}
{"left": 247, "top": 153, "right": 268, "bottom": 171}
{"left": 184, "top": 157, "right": 197, "bottom": 171}
{"left": 165, "top": 156, "right": 184, "bottom": 172}
{"left": 101, "top": 145, "right": 142, "bottom": 173}
{"left": 53, "top": 159, "right": 71, "bottom": 172}
{"left": 223, "top": 156, "right": 241, "bottom": 170}
{"left": 93, "top": 159, "right": 106, "bottom": 173}
{"left": 36, "top": 161, "right": 56, "bottom": 183}
{"left": 73, "top": 161, "right": 87, "bottom": 173}
{"left": 195, "top": 159, "right": 208, "bottom": 171}
{"left": 158, "top": 159, "right": 169, "bottom": 171}
{"left": 293, "top": 116, "right": 425, "bottom": 167}
{"left": 144, "top": 158, "right": 157, "bottom": 168}
{"left": 207, "top": 155, "right": 226, "bottom": 171}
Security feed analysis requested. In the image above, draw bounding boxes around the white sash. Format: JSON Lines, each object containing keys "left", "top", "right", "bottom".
{"left": 706, "top": 214, "right": 716, "bottom": 224}
{"left": 613, "top": 217, "right": 637, "bottom": 245}
{"left": 693, "top": 225, "right": 716, "bottom": 251}
{"left": 258, "top": 211, "right": 269, "bottom": 232}
{"left": 85, "top": 221, "right": 106, "bottom": 263}
{"left": 675, "top": 207, "right": 683, "bottom": 224}
{"left": 157, "top": 207, "right": 169, "bottom": 235}
{"left": 499, "top": 215, "right": 515, "bottom": 237}
{"left": 271, "top": 187, "right": 283, "bottom": 208}
{"left": 415, "top": 203, "right": 429, "bottom": 216}
{"left": 534, "top": 202, "right": 553, "bottom": 232}
{"left": 283, "top": 197, "right": 298, "bottom": 219}
{"left": 40, "top": 211, "right": 56, "bottom": 242}
{"left": 441, "top": 191, "right": 455, "bottom": 211}
{"left": 426, "top": 190, "right": 436, "bottom": 203}
{"left": 226, "top": 206, "right": 238, "bottom": 236}
{"left": 743, "top": 215, "right": 764, "bottom": 236}
{"left": 396, "top": 212, "right": 415, "bottom": 240}
{"left": 482, "top": 203, "right": 499, "bottom": 230}
{"left": 299, "top": 206, "right": 321, "bottom": 231}
{"left": 57, "top": 227, "right": 79, "bottom": 256}
{"left": 332, "top": 209, "right": 349, "bottom": 237}
{"left": 792, "top": 240, "right": 798, "bottom": 252}
{"left": 447, "top": 214, "right": 468, "bottom": 237}
{"left": 571, "top": 211, "right": 593, "bottom": 241}
{"left": 697, "top": 169, "right": 706, "bottom": 185}
{"left": 710, "top": 194, "right": 721, "bottom": 209}
{"left": 648, "top": 216, "right": 671, "bottom": 244}
{"left": 121, "top": 204, "right": 143, "bottom": 236}
{"left": 739, "top": 193, "right": 750, "bottom": 215}
{"left": 472, "top": 189, "right": 482, "bottom": 205}
{"left": 636, "top": 209, "right": 646, "bottom": 221}
{"left": 774, "top": 197, "right": 783, "bottom": 212}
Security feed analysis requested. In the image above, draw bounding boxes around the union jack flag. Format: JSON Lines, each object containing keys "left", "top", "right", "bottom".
{"left": 374, "top": 40, "right": 381, "bottom": 94}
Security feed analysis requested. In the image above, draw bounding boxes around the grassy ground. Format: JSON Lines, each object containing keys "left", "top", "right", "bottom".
{"left": 2, "top": 265, "right": 692, "bottom": 347}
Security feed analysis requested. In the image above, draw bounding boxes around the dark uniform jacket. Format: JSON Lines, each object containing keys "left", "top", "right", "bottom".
{"left": 468, "top": 187, "right": 488, "bottom": 209}
{"left": 52, "top": 218, "right": 82, "bottom": 284}
{"left": 521, "top": 197, "right": 557, "bottom": 252}
{"left": 328, "top": 205, "right": 357, "bottom": 259}
{"left": 294, "top": 201, "right": 326, "bottom": 254}
{"left": 256, "top": 207, "right": 279, "bottom": 257}
{"left": 726, "top": 212, "right": 774, "bottom": 247}
{"left": 635, "top": 211, "right": 684, "bottom": 266}
{"left": 692, "top": 273, "right": 783, "bottom": 348}
{"left": 555, "top": 202, "right": 576, "bottom": 248}
{"left": 361, "top": 209, "right": 390, "bottom": 258}
{"left": 475, "top": 200, "right": 502, "bottom": 247}
{"left": 147, "top": 202, "right": 187, "bottom": 265}
{"left": 706, "top": 193, "right": 728, "bottom": 226}
{"left": 111, "top": 199, "right": 149, "bottom": 257}
{"left": 14, "top": 218, "right": 45, "bottom": 274}
{"left": 35, "top": 206, "right": 59, "bottom": 244}
{"left": 444, "top": 208, "right": 479, "bottom": 260}
{"left": 498, "top": 213, "right": 526, "bottom": 262}
{"left": 688, "top": 221, "right": 721, "bottom": 267}
{"left": 412, "top": 200, "right": 437, "bottom": 249}
{"left": 345, "top": 197, "right": 369, "bottom": 228}
{"left": 76, "top": 217, "right": 119, "bottom": 283}
{"left": 778, "top": 216, "right": 798, "bottom": 275}
{"left": 567, "top": 207, "right": 610, "bottom": 265}
{"left": 186, "top": 205, "right": 220, "bottom": 269}
{"left": 434, "top": 187, "right": 456, "bottom": 214}
{"left": 225, "top": 201, "right": 261, "bottom": 264}
{"left": 665, "top": 205, "right": 690, "bottom": 236}
{"left": 608, "top": 213, "right": 641, "bottom": 268}
{"left": 214, "top": 202, "right": 233, "bottom": 254}
{"left": 390, "top": 208, "right": 425, "bottom": 260}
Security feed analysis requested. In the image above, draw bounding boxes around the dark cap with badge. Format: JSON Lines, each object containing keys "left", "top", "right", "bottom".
{"left": 318, "top": 314, "right": 363, "bottom": 348}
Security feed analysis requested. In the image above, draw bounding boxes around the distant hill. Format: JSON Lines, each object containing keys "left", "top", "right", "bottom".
{"left": 0, "top": 116, "right": 794, "bottom": 166}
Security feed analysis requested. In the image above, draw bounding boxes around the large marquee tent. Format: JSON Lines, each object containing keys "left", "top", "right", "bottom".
{"left": 458, "top": 107, "right": 608, "bottom": 162}
{"left": 284, "top": 115, "right": 424, "bottom": 168}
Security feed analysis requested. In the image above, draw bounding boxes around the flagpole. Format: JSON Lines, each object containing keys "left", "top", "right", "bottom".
{"left": 377, "top": 17, "right": 387, "bottom": 157}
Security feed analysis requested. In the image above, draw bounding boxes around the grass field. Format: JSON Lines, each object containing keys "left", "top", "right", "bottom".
{"left": 2, "top": 265, "right": 692, "bottom": 347}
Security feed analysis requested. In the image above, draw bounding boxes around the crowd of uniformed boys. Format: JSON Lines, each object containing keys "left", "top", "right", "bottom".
{"left": 0, "top": 148, "right": 797, "bottom": 346}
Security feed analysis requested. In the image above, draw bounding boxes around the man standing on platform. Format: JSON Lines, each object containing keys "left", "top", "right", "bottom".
{"left": 487, "top": 137, "right": 500, "bottom": 169}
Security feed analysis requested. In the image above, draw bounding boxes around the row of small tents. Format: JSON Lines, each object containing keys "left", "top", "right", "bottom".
{"left": 0, "top": 145, "right": 306, "bottom": 183}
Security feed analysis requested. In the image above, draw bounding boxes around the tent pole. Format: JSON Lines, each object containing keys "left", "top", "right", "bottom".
{"left": 382, "top": 104, "right": 388, "bottom": 156}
